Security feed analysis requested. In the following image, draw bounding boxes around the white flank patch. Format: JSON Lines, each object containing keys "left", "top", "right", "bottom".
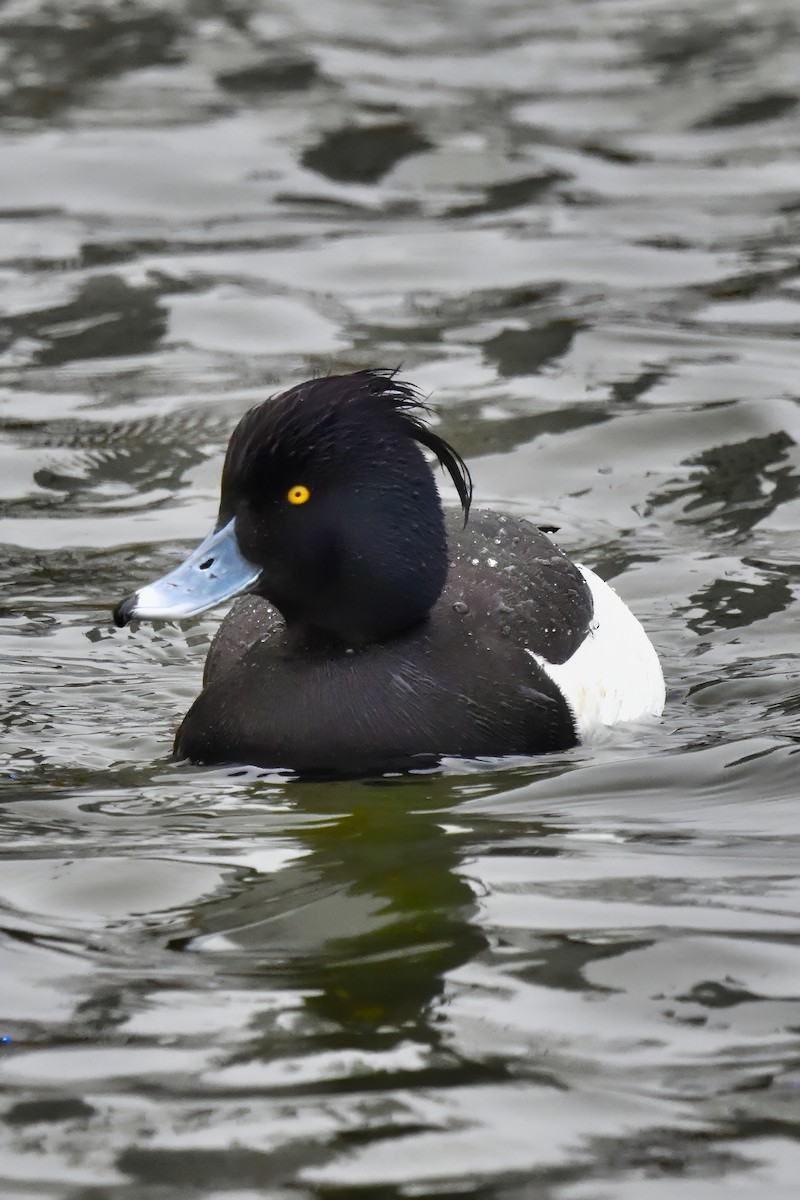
{"left": 528, "top": 565, "right": 666, "bottom": 741}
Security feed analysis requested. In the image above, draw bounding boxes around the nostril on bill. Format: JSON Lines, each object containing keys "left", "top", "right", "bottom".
{"left": 199, "top": 558, "right": 214, "bottom": 570}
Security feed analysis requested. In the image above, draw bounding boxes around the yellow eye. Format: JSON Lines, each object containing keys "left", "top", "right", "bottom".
{"left": 287, "top": 484, "right": 311, "bottom": 506}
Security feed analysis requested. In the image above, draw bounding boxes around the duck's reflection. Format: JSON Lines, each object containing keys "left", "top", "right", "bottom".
{"left": 185, "top": 776, "right": 488, "bottom": 1040}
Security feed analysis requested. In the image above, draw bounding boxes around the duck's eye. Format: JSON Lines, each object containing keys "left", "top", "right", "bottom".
{"left": 287, "top": 484, "right": 311, "bottom": 506}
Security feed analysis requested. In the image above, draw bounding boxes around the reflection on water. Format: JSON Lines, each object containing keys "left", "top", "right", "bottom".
{"left": 654, "top": 430, "right": 799, "bottom": 537}
{"left": 186, "top": 782, "right": 485, "bottom": 1040}
{"left": 2, "top": 274, "right": 168, "bottom": 367}
{"left": 1, "top": 0, "right": 800, "bottom": 1195}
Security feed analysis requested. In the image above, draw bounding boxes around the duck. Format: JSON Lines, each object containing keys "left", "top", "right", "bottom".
{"left": 114, "top": 370, "right": 665, "bottom": 774}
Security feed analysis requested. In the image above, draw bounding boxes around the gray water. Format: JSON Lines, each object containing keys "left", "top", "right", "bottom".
{"left": 1, "top": 0, "right": 799, "bottom": 1195}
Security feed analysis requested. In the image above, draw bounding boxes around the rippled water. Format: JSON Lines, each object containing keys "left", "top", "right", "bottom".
{"left": 1, "top": 0, "right": 799, "bottom": 1195}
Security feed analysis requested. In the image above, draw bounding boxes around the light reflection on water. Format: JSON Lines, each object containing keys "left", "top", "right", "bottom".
{"left": 1, "top": 0, "right": 799, "bottom": 1195}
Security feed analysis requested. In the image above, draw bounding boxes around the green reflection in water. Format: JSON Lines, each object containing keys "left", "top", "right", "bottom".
{"left": 187, "top": 776, "right": 491, "bottom": 1043}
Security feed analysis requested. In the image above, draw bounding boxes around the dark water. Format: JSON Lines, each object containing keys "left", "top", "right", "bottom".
{"left": 1, "top": 0, "right": 799, "bottom": 1195}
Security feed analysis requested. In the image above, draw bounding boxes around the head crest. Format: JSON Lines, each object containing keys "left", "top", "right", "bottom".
{"left": 344, "top": 370, "right": 473, "bottom": 522}
{"left": 224, "top": 370, "right": 473, "bottom": 522}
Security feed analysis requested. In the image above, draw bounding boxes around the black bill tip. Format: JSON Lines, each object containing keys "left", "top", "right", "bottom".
{"left": 113, "top": 593, "right": 138, "bottom": 628}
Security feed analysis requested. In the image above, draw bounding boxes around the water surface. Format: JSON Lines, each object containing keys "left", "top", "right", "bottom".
{"left": 1, "top": 1, "right": 799, "bottom": 1196}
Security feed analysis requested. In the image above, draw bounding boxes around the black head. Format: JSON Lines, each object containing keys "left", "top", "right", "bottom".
{"left": 218, "top": 370, "right": 471, "bottom": 644}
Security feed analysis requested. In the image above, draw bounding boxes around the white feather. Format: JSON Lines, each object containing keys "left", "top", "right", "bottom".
{"left": 528, "top": 565, "right": 665, "bottom": 741}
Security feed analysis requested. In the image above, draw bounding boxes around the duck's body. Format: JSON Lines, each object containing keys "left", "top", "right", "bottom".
{"left": 178, "top": 512, "right": 589, "bottom": 772}
{"left": 114, "top": 372, "right": 664, "bottom": 773}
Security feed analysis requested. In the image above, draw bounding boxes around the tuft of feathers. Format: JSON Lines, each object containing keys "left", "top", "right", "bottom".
{"left": 223, "top": 370, "right": 473, "bottom": 521}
